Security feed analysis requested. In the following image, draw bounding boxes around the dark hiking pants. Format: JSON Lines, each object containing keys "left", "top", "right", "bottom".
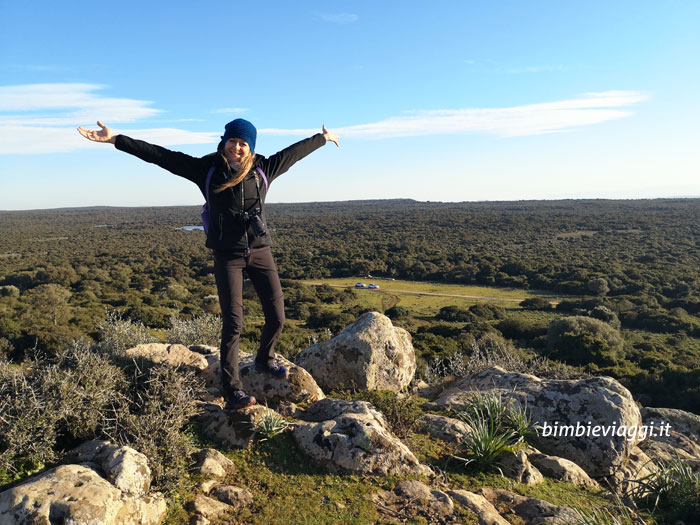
{"left": 213, "top": 246, "right": 285, "bottom": 400}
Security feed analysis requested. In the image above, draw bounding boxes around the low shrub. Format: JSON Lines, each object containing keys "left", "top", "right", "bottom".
{"left": 98, "top": 310, "right": 157, "bottom": 354}
{"left": 167, "top": 313, "right": 221, "bottom": 347}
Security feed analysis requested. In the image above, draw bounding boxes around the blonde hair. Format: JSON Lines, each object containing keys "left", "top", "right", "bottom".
{"left": 214, "top": 149, "right": 255, "bottom": 193}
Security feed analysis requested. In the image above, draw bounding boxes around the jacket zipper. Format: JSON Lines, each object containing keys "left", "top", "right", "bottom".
{"left": 242, "top": 177, "right": 250, "bottom": 258}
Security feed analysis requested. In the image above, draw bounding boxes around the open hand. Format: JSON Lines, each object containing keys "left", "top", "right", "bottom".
{"left": 322, "top": 124, "right": 339, "bottom": 147}
{"left": 77, "top": 121, "right": 116, "bottom": 144}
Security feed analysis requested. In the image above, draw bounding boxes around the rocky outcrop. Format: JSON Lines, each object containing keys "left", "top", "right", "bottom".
{"left": 446, "top": 490, "right": 510, "bottom": 525}
{"left": 293, "top": 398, "right": 432, "bottom": 476}
{"left": 193, "top": 402, "right": 285, "bottom": 448}
{"left": 295, "top": 312, "right": 416, "bottom": 392}
{"left": 194, "top": 448, "right": 236, "bottom": 478}
{"left": 125, "top": 344, "right": 324, "bottom": 406}
{"left": 125, "top": 343, "right": 220, "bottom": 395}
{"left": 0, "top": 448, "right": 166, "bottom": 525}
{"left": 426, "top": 366, "right": 642, "bottom": 477}
{"left": 417, "top": 413, "right": 472, "bottom": 443}
{"left": 372, "top": 480, "right": 454, "bottom": 523}
{"left": 498, "top": 450, "right": 544, "bottom": 485}
{"left": 238, "top": 352, "right": 325, "bottom": 406}
{"left": 480, "top": 488, "right": 580, "bottom": 524}
{"left": 639, "top": 407, "right": 700, "bottom": 471}
{"left": 65, "top": 440, "right": 152, "bottom": 497}
{"left": 527, "top": 451, "right": 599, "bottom": 488}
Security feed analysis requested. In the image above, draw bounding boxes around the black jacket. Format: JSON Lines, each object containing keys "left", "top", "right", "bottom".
{"left": 114, "top": 133, "right": 326, "bottom": 252}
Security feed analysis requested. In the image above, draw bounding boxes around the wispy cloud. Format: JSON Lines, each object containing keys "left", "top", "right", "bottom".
{"left": 1, "top": 85, "right": 647, "bottom": 154}
{"left": 316, "top": 12, "right": 359, "bottom": 24}
{"left": 260, "top": 91, "right": 648, "bottom": 139}
{"left": 0, "top": 83, "right": 209, "bottom": 154}
{"left": 213, "top": 107, "right": 248, "bottom": 114}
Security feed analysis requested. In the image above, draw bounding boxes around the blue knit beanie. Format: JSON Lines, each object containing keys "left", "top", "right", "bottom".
{"left": 221, "top": 118, "right": 257, "bottom": 152}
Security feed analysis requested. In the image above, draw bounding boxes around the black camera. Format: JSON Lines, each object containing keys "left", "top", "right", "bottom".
{"left": 248, "top": 210, "right": 267, "bottom": 237}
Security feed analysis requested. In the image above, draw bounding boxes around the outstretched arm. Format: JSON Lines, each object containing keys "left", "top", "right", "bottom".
{"left": 77, "top": 121, "right": 207, "bottom": 184}
{"left": 263, "top": 125, "right": 340, "bottom": 183}
{"left": 77, "top": 121, "right": 116, "bottom": 144}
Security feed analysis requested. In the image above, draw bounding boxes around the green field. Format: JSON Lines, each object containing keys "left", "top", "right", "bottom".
{"left": 299, "top": 278, "right": 564, "bottom": 317}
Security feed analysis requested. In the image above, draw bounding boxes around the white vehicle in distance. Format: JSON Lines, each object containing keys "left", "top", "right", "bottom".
{"left": 368, "top": 284, "right": 380, "bottom": 289}
{"left": 355, "top": 282, "right": 367, "bottom": 288}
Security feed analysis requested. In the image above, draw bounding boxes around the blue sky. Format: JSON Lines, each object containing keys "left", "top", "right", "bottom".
{"left": 1, "top": 1, "right": 699, "bottom": 210}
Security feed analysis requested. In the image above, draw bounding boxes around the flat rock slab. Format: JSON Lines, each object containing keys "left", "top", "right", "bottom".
{"left": 372, "top": 480, "right": 455, "bottom": 523}
{"left": 426, "top": 366, "right": 642, "bottom": 477}
{"left": 293, "top": 398, "right": 432, "bottom": 476}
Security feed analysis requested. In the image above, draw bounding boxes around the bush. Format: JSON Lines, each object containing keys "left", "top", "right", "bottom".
{"left": 98, "top": 310, "right": 158, "bottom": 354}
{"left": 167, "top": 313, "right": 221, "bottom": 347}
{"left": 496, "top": 317, "right": 548, "bottom": 340}
{"left": 385, "top": 305, "right": 410, "bottom": 320}
{"left": 0, "top": 285, "right": 20, "bottom": 298}
{"left": 424, "top": 333, "right": 582, "bottom": 383}
{"left": 547, "top": 316, "right": 623, "bottom": 366}
{"left": 468, "top": 303, "right": 505, "bottom": 320}
{"left": 519, "top": 297, "right": 552, "bottom": 310}
{"left": 0, "top": 358, "right": 60, "bottom": 480}
{"left": 103, "top": 362, "right": 205, "bottom": 490}
{"left": 436, "top": 305, "right": 471, "bottom": 322}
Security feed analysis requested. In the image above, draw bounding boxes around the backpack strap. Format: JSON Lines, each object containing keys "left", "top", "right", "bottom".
{"left": 254, "top": 167, "right": 269, "bottom": 192}
{"left": 205, "top": 166, "right": 215, "bottom": 205}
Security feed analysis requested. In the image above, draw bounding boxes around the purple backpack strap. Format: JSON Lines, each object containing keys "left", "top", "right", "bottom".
{"left": 255, "top": 167, "right": 269, "bottom": 192}
{"left": 205, "top": 166, "right": 215, "bottom": 203}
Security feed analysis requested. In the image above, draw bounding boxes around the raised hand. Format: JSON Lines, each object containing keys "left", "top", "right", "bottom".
{"left": 77, "top": 121, "right": 116, "bottom": 144}
{"left": 322, "top": 124, "right": 339, "bottom": 147}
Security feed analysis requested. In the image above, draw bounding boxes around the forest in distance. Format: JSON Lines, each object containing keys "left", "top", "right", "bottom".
{"left": 1, "top": 198, "right": 699, "bottom": 413}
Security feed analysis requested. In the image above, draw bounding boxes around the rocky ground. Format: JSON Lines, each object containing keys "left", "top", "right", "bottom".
{"left": 1, "top": 312, "right": 698, "bottom": 524}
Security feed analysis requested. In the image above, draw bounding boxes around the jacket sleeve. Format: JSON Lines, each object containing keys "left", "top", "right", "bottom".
{"left": 114, "top": 135, "right": 209, "bottom": 185}
{"left": 262, "top": 133, "right": 327, "bottom": 183}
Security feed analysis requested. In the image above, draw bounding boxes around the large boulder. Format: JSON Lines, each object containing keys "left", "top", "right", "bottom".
{"left": 426, "top": 366, "right": 642, "bottom": 477}
{"left": 295, "top": 312, "right": 416, "bottom": 392}
{"left": 638, "top": 407, "right": 700, "bottom": 471}
{"left": 65, "top": 440, "right": 152, "bottom": 497}
{"left": 293, "top": 398, "right": 432, "bottom": 476}
{"left": 125, "top": 344, "right": 324, "bottom": 406}
{"left": 238, "top": 352, "right": 325, "bottom": 406}
{"left": 0, "top": 464, "right": 166, "bottom": 525}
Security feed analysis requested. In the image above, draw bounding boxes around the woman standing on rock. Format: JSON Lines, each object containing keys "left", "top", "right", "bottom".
{"left": 78, "top": 118, "right": 339, "bottom": 409}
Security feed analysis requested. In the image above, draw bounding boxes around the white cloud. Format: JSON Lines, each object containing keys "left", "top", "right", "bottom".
{"left": 0, "top": 85, "right": 647, "bottom": 154}
{"left": 260, "top": 91, "right": 648, "bottom": 139}
{"left": 317, "top": 12, "right": 359, "bottom": 24}
{"left": 0, "top": 126, "right": 218, "bottom": 155}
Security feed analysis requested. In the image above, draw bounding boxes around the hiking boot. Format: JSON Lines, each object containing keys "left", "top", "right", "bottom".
{"left": 225, "top": 390, "right": 256, "bottom": 410}
{"left": 254, "top": 359, "right": 289, "bottom": 379}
